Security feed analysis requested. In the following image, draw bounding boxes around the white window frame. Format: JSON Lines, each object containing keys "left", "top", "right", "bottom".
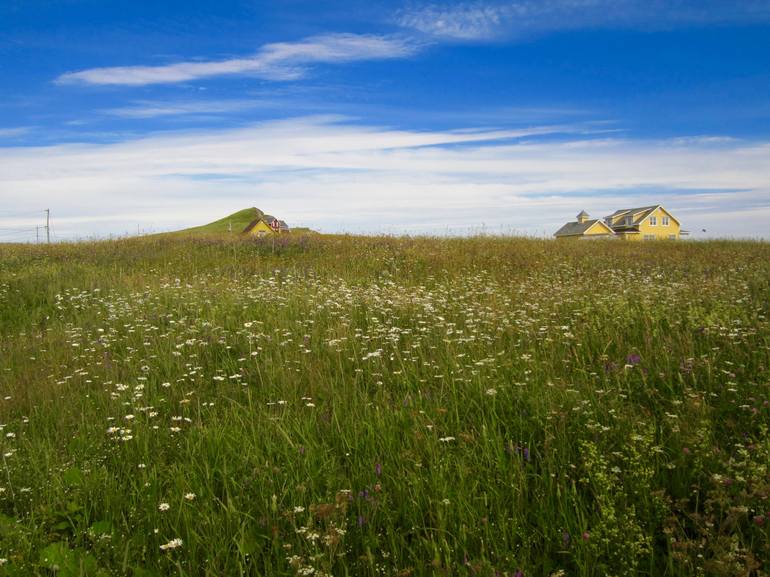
{"left": 662, "top": 215, "right": 669, "bottom": 226}
{"left": 644, "top": 234, "right": 656, "bottom": 240}
{"left": 668, "top": 234, "right": 677, "bottom": 240}
{"left": 649, "top": 215, "right": 657, "bottom": 226}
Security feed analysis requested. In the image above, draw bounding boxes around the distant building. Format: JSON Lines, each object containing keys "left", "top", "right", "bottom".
{"left": 555, "top": 205, "right": 687, "bottom": 240}
{"left": 603, "top": 205, "right": 686, "bottom": 240}
{"left": 242, "top": 215, "right": 289, "bottom": 237}
{"left": 553, "top": 210, "right": 615, "bottom": 239}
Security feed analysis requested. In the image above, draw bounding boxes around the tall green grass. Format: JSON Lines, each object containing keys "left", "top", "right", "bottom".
{"left": 0, "top": 234, "right": 769, "bottom": 576}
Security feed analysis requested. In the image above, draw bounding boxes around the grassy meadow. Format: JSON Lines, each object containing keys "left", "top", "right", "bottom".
{"left": 1, "top": 234, "right": 769, "bottom": 577}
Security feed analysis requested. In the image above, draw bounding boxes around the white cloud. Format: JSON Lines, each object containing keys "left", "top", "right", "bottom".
{"left": 398, "top": 1, "right": 770, "bottom": 40}
{"left": 0, "top": 127, "right": 31, "bottom": 138}
{"left": 0, "top": 116, "right": 768, "bottom": 239}
{"left": 103, "top": 99, "right": 275, "bottom": 119}
{"left": 399, "top": 3, "right": 508, "bottom": 40}
{"left": 56, "top": 33, "right": 420, "bottom": 86}
{"left": 397, "top": 1, "right": 608, "bottom": 40}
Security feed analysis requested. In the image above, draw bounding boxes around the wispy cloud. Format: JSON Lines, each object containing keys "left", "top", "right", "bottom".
{"left": 399, "top": 3, "right": 508, "bottom": 40}
{"left": 398, "top": 1, "right": 770, "bottom": 40}
{"left": 0, "top": 127, "right": 31, "bottom": 138}
{"left": 103, "top": 99, "right": 275, "bottom": 119}
{"left": 56, "top": 33, "right": 420, "bottom": 86}
{"left": 1, "top": 116, "right": 769, "bottom": 239}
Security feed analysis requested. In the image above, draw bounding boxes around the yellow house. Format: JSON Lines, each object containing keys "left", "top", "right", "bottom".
{"left": 553, "top": 210, "right": 616, "bottom": 239}
{"left": 242, "top": 215, "right": 289, "bottom": 237}
{"left": 604, "top": 205, "right": 684, "bottom": 241}
{"left": 555, "top": 205, "right": 686, "bottom": 240}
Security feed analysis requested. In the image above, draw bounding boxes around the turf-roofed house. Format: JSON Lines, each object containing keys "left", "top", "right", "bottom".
{"left": 243, "top": 214, "right": 290, "bottom": 237}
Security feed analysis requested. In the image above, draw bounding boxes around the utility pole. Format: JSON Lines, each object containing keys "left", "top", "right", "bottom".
{"left": 45, "top": 209, "right": 50, "bottom": 243}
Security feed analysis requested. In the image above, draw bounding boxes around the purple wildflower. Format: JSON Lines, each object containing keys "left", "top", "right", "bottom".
{"left": 626, "top": 353, "right": 641, "bottom": 365}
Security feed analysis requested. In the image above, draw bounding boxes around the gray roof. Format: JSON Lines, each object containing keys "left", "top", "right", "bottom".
{"left": 604, "top": 205, "right": 661, "bottom": 231}
{"left": 262, "top": 215, "right": 289, "bottom": 229}
{"left": 606, "top": 205, "right": 657, "bottom": 217}
{"left": 605, "top": 205, "right": 657, "bottom": 223}
{"left": 554, "top": 219, "right": 612, "bottom": 237}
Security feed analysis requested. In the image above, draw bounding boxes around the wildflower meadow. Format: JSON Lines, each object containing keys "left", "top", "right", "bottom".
{"left": 0, "top": 234, "right": 769, "bottom": 576}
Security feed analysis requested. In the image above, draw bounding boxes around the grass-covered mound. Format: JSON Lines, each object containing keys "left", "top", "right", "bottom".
{"left": 169, "top": 207, "right": 316, "bottom": 236}
{"left": 0, "top": 234, "right": 769, "bottom": 576}
{"left": 172, "top": 207, "right": 265, "bottom": 235}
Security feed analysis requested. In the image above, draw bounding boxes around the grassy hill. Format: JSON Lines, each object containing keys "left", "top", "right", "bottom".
{"left": 170, "top": 207, "right": 316, "bottom": 235}
{"left": 174, "top": 207, "right": 264, "bottom": 235}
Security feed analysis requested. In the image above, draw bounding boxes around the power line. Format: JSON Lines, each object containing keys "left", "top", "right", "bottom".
{"left": 0, "top": 209, "right": 52, "bottom": 243}
{"left": 0, "top": 209, "right": 44, "bottom": 217}
{"left": 0, "top": 229, "right": 36, "bottom": 237}
{"left": 0, "top": 227, "right": 37, "bottom": 233}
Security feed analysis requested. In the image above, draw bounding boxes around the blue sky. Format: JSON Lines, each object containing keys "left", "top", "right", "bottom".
{"left": 1, "top": 0, "right": 770, "bottom": 240}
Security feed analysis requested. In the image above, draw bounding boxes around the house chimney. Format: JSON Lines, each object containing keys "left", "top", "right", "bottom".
{"left": 576, "top": 210, "right": 590, "bottom": 224}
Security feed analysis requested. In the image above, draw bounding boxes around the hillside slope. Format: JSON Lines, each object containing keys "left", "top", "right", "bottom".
{"left": 176, "top": 207, "right": 264, "bottom": 235}
{"left": 169, "top": 207, "right": 316, "bottom": 235}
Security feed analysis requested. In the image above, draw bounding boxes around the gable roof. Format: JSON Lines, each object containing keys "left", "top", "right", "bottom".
{"left": 265, "top": 215, "right": 289, "bottom": 230}
{"left": 242, "top": 216, "right": 290, "bottom": 233}
{"left": 605, "top": 205, "right": 657, "bottom": 223}
{"left": 554, "top": 218, "right": 614, "bottom": 237}
{"left": 605, "top": 205, "right": 680, "bottom": 228}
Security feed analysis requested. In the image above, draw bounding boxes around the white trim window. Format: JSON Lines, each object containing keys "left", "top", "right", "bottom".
{"left": 668, "top": 234, "right": 677, "bottom": 240}
{"left": 644, "top": 234, "right": 656, "bottom": 240}
{"left": 649, "top": 215, "right": 657, "bottom": 226}
{"left": 662, "top": 216, "right": 670, "bottom": 226}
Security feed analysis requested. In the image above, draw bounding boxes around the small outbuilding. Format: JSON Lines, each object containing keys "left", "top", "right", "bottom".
{"left": 553, "top": 210, "right": 615, "bottom": 239}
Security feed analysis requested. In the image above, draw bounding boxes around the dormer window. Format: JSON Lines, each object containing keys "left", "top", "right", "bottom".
{"left": 649, "top": 216, "right": 657, "bottom": 226}
{"left": 662, "top": 216, "right": 669, "bottom": 226}
{"left": 624, "top": 216, "right": 632, "bottom": 225}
